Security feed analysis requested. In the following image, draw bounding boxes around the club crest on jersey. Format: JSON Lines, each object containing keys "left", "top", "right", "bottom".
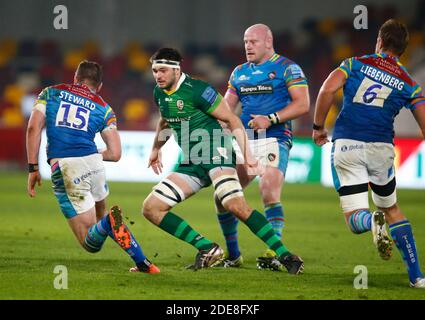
{"left": 268, "top": 71, "right": 276, "bottom": 80}
{"left": 177, "top": 100, "right": 184, "bottom": 110}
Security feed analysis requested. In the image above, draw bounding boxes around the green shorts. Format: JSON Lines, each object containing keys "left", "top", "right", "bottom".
{"left": 174, "top": 136, "right": 236, "bottom": 187}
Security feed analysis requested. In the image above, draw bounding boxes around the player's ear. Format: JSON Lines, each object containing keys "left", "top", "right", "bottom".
{"left": 375, "top": 37, "right": 382, "bottom": 53}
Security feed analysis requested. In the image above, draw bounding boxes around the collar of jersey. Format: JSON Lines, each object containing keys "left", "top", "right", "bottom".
{"left": 164, "top": 73, "right": 186, "bottom": 95}
{"left": 74, "top": 83, "right": 97, "bottom": 94}
{"left": 249, "top": 53, "right": 278, "bottom": 68}
{"left": 377, "top": 52, "right": 401, "bottom": 63}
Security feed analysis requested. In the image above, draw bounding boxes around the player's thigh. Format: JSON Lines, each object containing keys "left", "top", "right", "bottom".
{"left": 88, "top": 154, "right": 109, "bottom": 204}
{"left": 67, "top": 207, "right": 97, "bottom": 244}
{"left": 366, "top": 143, "right": 397, "bottom": 208}
{"left": 236, "top": 163, "right": 256, "bottom": 187}
{"left": 259, "top": 166, "right": 284, "bottom": 204}
{"left": 95, "top": 199, "right": 106, "bottom": 221}
{"left": 332, "top": 139, "right": 370, "bottom": 212}
{"left": 258, "top": 140, "right": 287, "bottom": 201}
{"left": 51, "top": 157, "right": 97, "bottom": 220}
{"left": 233, "top": 138, "right": 256, "bottom": 187}
{"left": 79, "top": 154, "right": 110, "bottom": 220}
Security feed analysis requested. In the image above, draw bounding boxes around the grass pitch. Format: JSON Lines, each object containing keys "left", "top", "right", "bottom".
{"left": 1, "top": 171, "right": 424, "bottom": 300}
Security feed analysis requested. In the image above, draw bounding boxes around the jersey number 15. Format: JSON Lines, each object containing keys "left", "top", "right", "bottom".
{"left": 55, "top": 102, "right": 90, "bottom": 131}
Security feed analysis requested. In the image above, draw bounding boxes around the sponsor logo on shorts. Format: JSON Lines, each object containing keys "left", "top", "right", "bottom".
{"left": 341, "top": 144, "right": 364, "bottom": 152}
{"left": 73, "top": 169, "right": 103, "bottom": 184}
{"left": 268, "top": 153, "right": 276, "bottom": 162}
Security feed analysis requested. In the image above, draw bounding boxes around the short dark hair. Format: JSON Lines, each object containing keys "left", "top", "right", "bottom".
{"left": 378, "top": 19, "right": 409, "bottom": 56}
{"left": 75, "top": 60, "right": 103, "bottom": 87}
{"left": 150, "top": 47, "right": 183, "bottom": 64}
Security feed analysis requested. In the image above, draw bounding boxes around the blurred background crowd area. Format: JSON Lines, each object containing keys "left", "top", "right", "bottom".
{"left": 0, "top": 0, "right": 424, "bottom": 166}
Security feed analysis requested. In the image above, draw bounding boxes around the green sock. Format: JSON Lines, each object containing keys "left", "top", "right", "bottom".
{"left": 159, "top": 211, "right": 213, "bottom": 250}
{"left": 244, "top": 210, "right": 290, "bottom": 257}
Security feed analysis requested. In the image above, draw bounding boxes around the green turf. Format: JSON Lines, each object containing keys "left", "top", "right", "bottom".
{"left": 1, "top": 170, "right": 424, "bottom": 300}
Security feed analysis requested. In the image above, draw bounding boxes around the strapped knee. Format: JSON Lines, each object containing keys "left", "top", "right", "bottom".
{"left": 151, "top": 178, "right": 185, "bottom": 208}
{"left": 212, "top": 173, "right": 244, "bottom": 206}
{"left": 338, "top": 183, "right": 369, "bottom": 212}
{"left": 370, "top": 178, "right": 397, "bottom": 208}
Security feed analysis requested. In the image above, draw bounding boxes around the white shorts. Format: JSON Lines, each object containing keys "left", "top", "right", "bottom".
{"left": 234, "top": 137, "right": 290, "bottom": 174}
{"left": 51, "top": 153, "right": 109, "bottom": 219}
{"left": 331, "top": 139, "right": 397, "bottom": 211}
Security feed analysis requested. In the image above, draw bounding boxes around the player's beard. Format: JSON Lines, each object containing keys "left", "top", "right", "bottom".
{"left": 161, "top": 72, "right": 177, "bottom": 91}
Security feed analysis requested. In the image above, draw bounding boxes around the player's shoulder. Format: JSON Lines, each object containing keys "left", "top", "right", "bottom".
{"left": 36, "top": 83, "right": 67, "bottom": 100}
{"left": 354, "top": 53, "right": 379, "bottom": 63}
{"left": 339, "top": 54, "right": 373, "bottom": 72}
{"left": 274, "top": 55, "right": 305, "bottom": 76}
{"left": 184, "top": 74, "right": 214, "bottom": 91}
{"left": 50, "top": 83, "right": 72, "bottom": 91}
{"left": 153, "top": 84, "right": 161, "bottom": 96}
{"left": 94, "top": 93, "right": 109, "bottom": 108}
{"left": 232, "top": 62, "right": 250, "bottom": 74}
{"left": 39, "top": 83, "right": 68, "bottom": 95}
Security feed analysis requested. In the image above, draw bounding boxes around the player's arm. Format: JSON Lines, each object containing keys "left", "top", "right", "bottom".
{"left": 413, "top": 106, "right": 425, "bottom": 138}
{"left": 277, "top": 86, "right": 310, "bottom": 121}
{"left": 26, "top": 109, "right": 45, "bottom": 197}
{"left": 249, "top": 86, "right": 309, "bottom": 130}
{"left": 313, "top": 69, "right": 347, "bottom": 146}
{"left": 151, "top": 116, "right": 170, "bottom": 150}
{"left": 98, "top": 106, "right": 121, "bottom": 161}
{"left": 100, "top": 128, "right": 121, "bottom": 162}
{"left": 224, "top": 89, "right": 240, "bottom": 113}
{"left": 148, "top": 117, "right": 170, "bottom": 175}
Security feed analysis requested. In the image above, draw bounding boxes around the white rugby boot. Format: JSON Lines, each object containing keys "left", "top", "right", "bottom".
{"left": 371, "top": 211, "right": 393, "bottom": 260}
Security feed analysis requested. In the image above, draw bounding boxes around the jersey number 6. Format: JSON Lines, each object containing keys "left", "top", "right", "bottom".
{"left": 353, "top": 77, "right": 392, "bottom": 108}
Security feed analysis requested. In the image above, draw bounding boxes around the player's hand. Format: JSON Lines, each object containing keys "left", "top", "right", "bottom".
{"left": 245, "top": 156, "right": 265, "bottom": 176}
{"left": 27, "top": 171, "right": 42, "bottom": 198}
{"left": 248, "top": 114, "right": 271, "bottom": 131}
{"left": 148, "top": 148, "right": 163, "bottom": 175}
{"left": 312, "top": 128, "right": 329, "bottom": 146}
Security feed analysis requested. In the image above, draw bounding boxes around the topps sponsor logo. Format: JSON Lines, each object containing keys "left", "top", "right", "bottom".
{"left": 240, "top": 84, "right": 273, "bottom": 94}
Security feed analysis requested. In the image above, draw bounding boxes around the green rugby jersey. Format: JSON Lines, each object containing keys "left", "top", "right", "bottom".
{"left": 153, "top": 73, "right": 224, "bottom": 152}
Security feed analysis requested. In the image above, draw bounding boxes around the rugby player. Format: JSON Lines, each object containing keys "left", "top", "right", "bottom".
{"left": 26, "top": 60, "right": 159, "bottom": 274}
{"left": 313, "top": 19, "right": 425, "bottom": 288}
{"left": 142, "top": 47, "right": 304, "bottom": 273}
